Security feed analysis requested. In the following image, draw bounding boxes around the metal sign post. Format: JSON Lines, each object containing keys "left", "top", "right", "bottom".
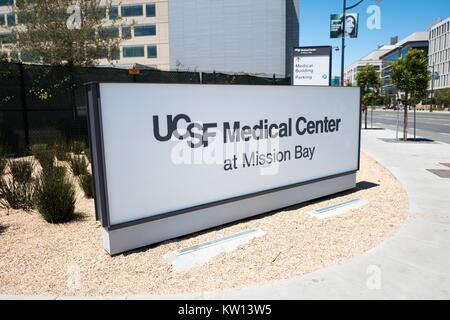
{"left": 396, "top": 103, "right": 400, "bottom": 140}
{"left": 371, "top": 98, "right": 375, "bottom": 129}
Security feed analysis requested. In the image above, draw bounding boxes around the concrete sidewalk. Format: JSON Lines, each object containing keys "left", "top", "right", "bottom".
{"left": 153, "top": 127, "right": 450, "bottom": 300}
{"left": 2, "top": 128, "right": 449, "bottom": 300}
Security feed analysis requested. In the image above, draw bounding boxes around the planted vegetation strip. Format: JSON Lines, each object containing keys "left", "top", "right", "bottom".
{"left": 79, "top": 174, "right": 94, "bottom": 198}
{"left": 69, "top": 155, "right": 88, "bottom": 176}
{"left": 0, "top": 176, "right": 34, "bottom": 210}
{"left": 8, "top": 159, "right": 34, "bottom": 184}
{"left": 0, "top": 153, "right": 409, "bottom": 295}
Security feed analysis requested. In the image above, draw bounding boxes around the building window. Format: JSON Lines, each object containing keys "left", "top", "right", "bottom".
{"left": 100, "top": 26, "right": 119, "bottom": 39}
{"left": 123, "top": 46, "right": 145, "bottom": 58}
{"left": 21, "top": 51, "right": 40, "bottom": 63}
{"left": 121, "top": 26, "right": 132, "bottom": 39}
{"left": 6, "top": 13, "right": 15, "bottom": 26}
{"left": 109, "top": 6, "right": 119, "bottom": 20}
{"left": 147, "top": 45, "right": 157, "bottom": 58}
{"left": 18, "top": 10, "right": 32, "bottom": 23}
{"left": 121, "top": 4, "right": 143, "bottom": 17}
{"left": 0, "top": 0, "right": 13, "bottom": 6}
{"left": 0, "top": 14, "right": 4, "bottom": 26}
{"left": 111, "top": 49, "right": 120, "bottom": 60}
{"left": 95, "top": 47, "right": 109, "bottom": 59}
{"left": 0, "top": 33, "right": 16, "bottom": 44}
{"left": 146, "top": 3, "right": 156, "bottom": 17}
{"left": 134, "top": 24, "right": 156, "bottom": 37}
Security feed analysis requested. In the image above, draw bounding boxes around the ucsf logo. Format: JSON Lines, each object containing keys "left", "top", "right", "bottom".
{"left": 153, "top": 114, "right": 217, "bottom": 148}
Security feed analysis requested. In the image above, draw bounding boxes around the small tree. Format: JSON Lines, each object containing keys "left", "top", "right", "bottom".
{"left": 356, "top": 64, "right": 382, "bottom": 105}
{"left": 390, "top": 49, "right": 431, "bottom": 140}
{"left": 13, "top": 0, "right": 121, "bottom": 66}
{"left": 356, "top": 64, "right": 382, "bottom": 128}
{"left": 435, "top": 88, "right": 450, "bottom": 109}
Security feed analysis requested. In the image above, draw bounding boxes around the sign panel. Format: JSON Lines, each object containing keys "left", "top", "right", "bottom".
{"left": 87, "top": 83, "right": 361, "bottom": 254}
{"left": 293, "top": 46, "right": 332, "bottom": 86}
{"left": 330, "top": 13, "right": 359, "bottom": 38}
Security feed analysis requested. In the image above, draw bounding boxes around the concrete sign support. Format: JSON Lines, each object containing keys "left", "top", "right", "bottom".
{"left": 292, "top": 47, "right": 332, "bottom": 86}
{"left": 86, "top": 83, "right": 361, "bottom": 255}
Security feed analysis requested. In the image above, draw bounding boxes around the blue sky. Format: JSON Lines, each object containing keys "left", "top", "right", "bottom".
{"left": 299, "top": 0, "right": 450, "bottom": 78}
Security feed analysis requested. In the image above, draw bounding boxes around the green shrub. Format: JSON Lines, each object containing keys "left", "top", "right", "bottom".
{"left": 70, "top": 140, "right": 87, "bottom": 155}
{"left": 0, "top": 176, "right": 34, "bottom": 211}
{"left": 33, "top": 169, "right": 76, "bottom": 223}
{"left": 84, "top": 148, "right": 91, "bottom": 163}
{"left": 0, "top": 158, "right": 5, "bottom": 175}
{"left": 30, "top": 144, "right": 47, "bottom": 156}
{"left": 0, "top": 143, "right": 8, "bottom": 158}
{"left": 50, "top": 165, "right": 67, "bottom": 177}
{"left": 79, "top": 174, "right": 94, "bottom": 198}
{"left": 54, "top": 143, "right": 69, "bottom": 162}
{"left": 31, "top": 144, "right": 55, "bottom": 172}
{"left": 69, "top": 155, "right": 88, "bottom": 176}
{"left": 8, "top": 159, "right": 34, "bottom": 184}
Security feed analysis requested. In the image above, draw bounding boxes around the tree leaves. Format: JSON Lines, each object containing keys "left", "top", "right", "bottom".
{"left": 390, "top": 49, "right": 431, "bottom": 106}
{"left": 356, "top": 65, "right": 382, "bottom": 105}
{"left": 14, "top": 0, "right": 122, "bottom": 66}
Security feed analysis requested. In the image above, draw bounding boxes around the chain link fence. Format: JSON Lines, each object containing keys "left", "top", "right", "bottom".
{"left": 0, "top": 62, "right": 290, "bottom": 155}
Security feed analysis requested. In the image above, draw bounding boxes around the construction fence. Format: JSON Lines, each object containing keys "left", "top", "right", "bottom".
{"left": 0, "top": 62, "right": 291, "bottom": 155}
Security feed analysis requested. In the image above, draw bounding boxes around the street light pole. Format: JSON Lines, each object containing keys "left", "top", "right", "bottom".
{"left": 340, "top": 0, "right": 364, "bottom": 86}
{"left": 430, "top": 63, "right": 435, "bottom": 113}
{"left": 341, "top": 0, "right": 347, "bottom": 86}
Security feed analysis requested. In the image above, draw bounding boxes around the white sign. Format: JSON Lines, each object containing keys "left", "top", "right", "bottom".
{"left": 293, "top": 47, "right": 332, "bottom": 86}
{"left": 87, "top": 83, "right": 360, "bottom": 254}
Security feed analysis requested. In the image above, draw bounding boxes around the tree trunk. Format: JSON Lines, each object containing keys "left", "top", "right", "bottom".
{"left": 365, "top": 108, "right": 368, "bottom": 129}
{"left": 403, "top": 91, "right": 408, "bottom": 141}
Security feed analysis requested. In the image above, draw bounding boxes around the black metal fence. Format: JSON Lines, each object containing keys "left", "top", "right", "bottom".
{"left": 0, "top": 62, "right": 290, "bottom": 155}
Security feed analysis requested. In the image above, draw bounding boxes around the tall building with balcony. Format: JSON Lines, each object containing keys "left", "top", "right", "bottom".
{"left": 429, "top": 17, "right": 450, "bottom": 91}
{"left": 0, "top": 0, "right": 299, "bottom": 77}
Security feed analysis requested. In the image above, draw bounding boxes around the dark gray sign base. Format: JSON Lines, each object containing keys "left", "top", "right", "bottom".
{"left": 102, "top": 173, "right": 356, "bottom": 255}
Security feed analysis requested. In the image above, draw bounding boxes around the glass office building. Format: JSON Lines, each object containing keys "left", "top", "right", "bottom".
{"left": 380, "top": 32, "right": 429, "bottom": 103}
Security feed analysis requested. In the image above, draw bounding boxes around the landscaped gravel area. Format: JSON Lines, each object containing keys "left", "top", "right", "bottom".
{"left": 0, "top": 152, "right": 408, "bottom": 297}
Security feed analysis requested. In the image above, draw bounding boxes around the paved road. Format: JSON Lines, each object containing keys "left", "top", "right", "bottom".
{"left": 365, "top": 109, "right": 450, "bottom": 144}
